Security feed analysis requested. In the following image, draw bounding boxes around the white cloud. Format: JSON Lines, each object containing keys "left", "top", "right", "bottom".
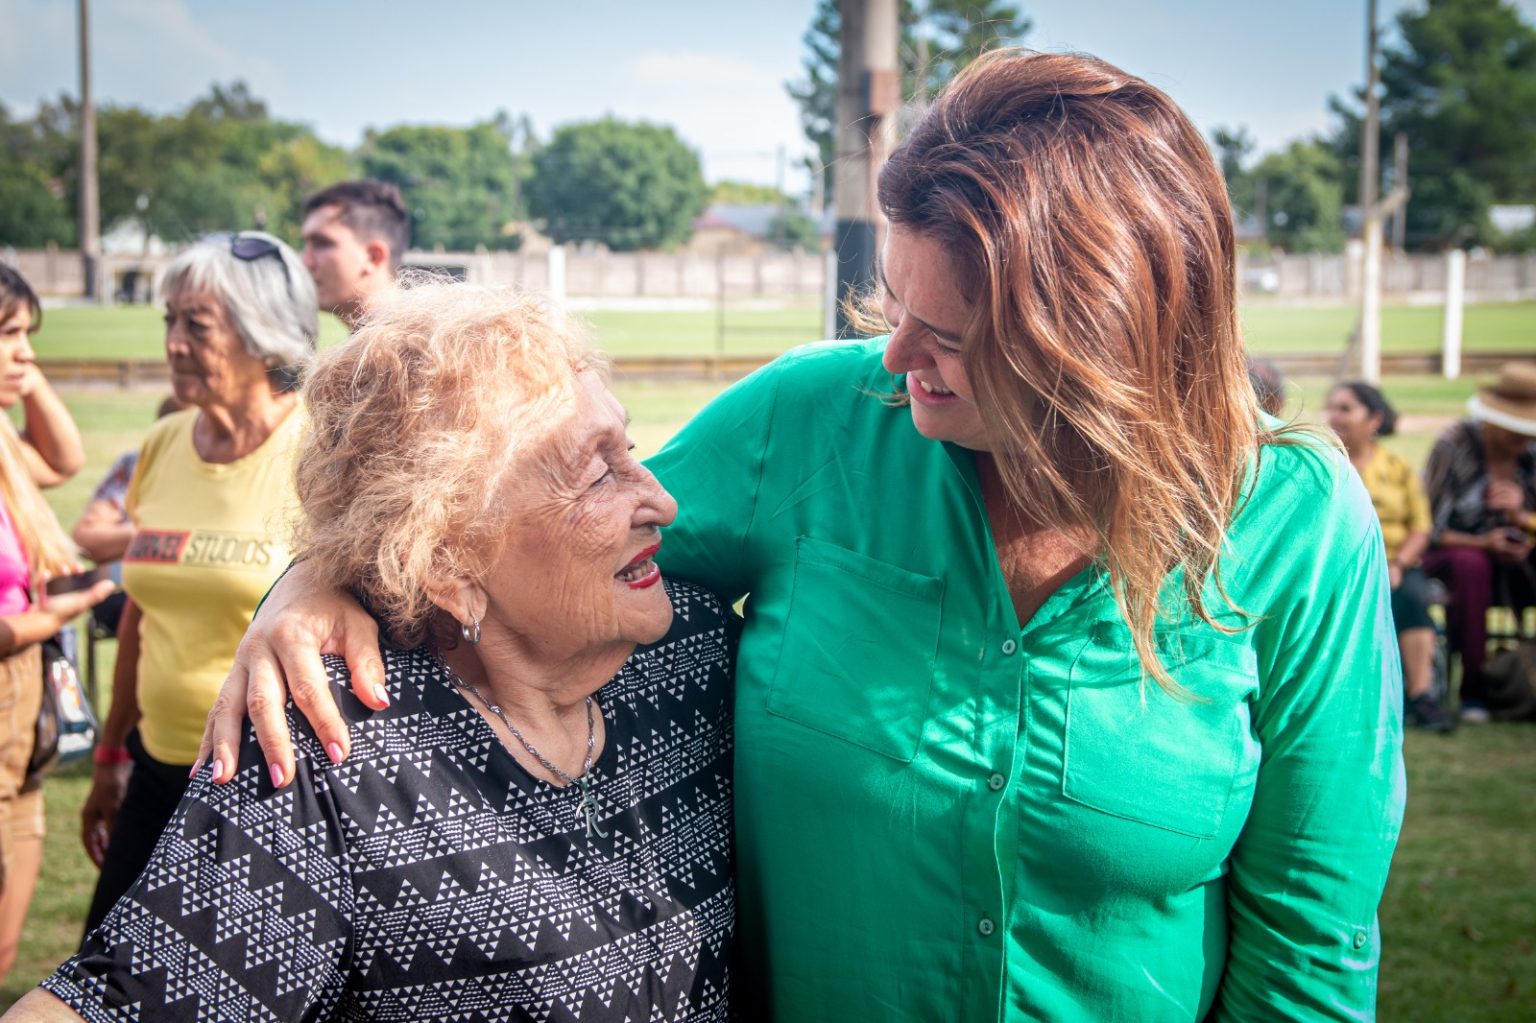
{"left": 0, "top": 0, "right": 283, "bottom": 116}
{"left": 0, "top": 0, "right": 76, "bottom": 109}
{"left": 96, "top": 0, "right": 285, "bottom": 110}
{"left": 613, "top": 50, "right": 811, "bottom": 189}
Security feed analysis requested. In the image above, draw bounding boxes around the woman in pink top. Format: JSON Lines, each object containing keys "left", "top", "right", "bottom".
{"left": 0, "top": 266, "right": 113, "bottom": 984}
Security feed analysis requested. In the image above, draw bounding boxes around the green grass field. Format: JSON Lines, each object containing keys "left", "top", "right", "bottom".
{"left": 3, "top": 313, "right": 1536, "bottom": 1017}
{"left": 29, "top": 298, "right": 1536, "bottom": 361}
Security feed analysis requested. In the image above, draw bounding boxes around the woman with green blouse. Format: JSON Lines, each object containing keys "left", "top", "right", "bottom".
{"left": 196, "top": 53, "right": 1403, "bottom": 1021}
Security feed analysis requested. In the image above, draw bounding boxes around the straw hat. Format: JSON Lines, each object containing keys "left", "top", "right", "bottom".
{"left": 1468, "top": 361, "right": 1536, "bottom": 437}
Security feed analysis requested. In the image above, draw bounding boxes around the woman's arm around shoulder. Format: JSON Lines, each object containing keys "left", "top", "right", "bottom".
{"left": 197, "top": 559, "right": 385, "bottom": 788}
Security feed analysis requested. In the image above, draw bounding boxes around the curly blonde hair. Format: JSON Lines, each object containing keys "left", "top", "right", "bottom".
{"left": 292, "top": 280, "right": 600, "bottom": 643}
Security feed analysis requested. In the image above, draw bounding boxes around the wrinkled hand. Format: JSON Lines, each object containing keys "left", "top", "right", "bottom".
{"left": 80, "top": 762, "right": 131, "bottom": 868}
{"left": 195, "top": 560, "right": 383, "bottom": 788}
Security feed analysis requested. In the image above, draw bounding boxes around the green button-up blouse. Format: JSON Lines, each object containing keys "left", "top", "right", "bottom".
{"left": 647, "top": 339, "right": 1406, "bottom": 1022}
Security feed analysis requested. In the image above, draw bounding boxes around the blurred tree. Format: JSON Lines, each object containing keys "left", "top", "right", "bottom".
{"left": 911, "top": 0, "right": 1034, "bottom": 100}
{"left": 0, "top": 103, "right": 73, "bottom": 245}
{"left": 0, "top": 160, "right": 76, "bottom": 247}
{"left": 359, "top": 120, "right": 527, "bottom": 250}
{"left": 525, "top": 118, "right": 707, "bottom": 251}
{"left": 1331, "top": 0, "right": 1536, "bottom": 249}
{"left": 0, "top": 83, "right": 349, "bottom": 245}
{"left": 786, "top": 0, "right": 1031, "bottom": 203}
{"left": 1210, "top": 124, "right": 1257, "bottom": 215}
{"left": 1252, "top": 140, "right": 1347, "bottom": 253}
{"left": 767, "top": 208, "right": 823, "bottom": 251}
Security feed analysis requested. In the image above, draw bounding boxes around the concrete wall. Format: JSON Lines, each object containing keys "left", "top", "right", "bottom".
{"left": 12, "top": 244, "right": 1536, "bottom": 304}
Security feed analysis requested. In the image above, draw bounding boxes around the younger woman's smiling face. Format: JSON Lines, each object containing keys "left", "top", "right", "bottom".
{"left": 878, "top": 224, "right": 988, "bottom": 451}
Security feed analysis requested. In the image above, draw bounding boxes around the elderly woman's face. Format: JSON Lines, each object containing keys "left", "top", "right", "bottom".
{"left": 164, "top": 289, "right": 271, "bottom": 408}
{"left": 481, "top": 371, "right": 678, "bottom": 653}
{"left": 879, "top": 224, "right": 988, "bottom": 450}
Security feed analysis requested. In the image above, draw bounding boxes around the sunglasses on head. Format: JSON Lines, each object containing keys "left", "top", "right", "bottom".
{"left": 207, "top": 231, "right": 293, "bottom": 292}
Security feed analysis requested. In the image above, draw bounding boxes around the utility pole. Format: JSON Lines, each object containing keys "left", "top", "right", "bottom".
{"left": 78, "top": 0, "right": 100, "bottom": 302}
{"left": 1358, "top": 0, "right": 1382, "bottom": 383}
{"left": 1354, "top": 0, "right": 1409, "bottom": 383}
{"left": 831, "top": 0, "right": 900, "bottom": 338}
{"left": 1390, "top": 131, "right": 1409, "bottom": 251}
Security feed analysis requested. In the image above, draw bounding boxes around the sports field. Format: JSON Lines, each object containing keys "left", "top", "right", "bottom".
{"left": 27, "top": 298, "right": 1536, "bottom": 361}
{"left": 4, "top": 303, "right": 1536, "bottom": 1019}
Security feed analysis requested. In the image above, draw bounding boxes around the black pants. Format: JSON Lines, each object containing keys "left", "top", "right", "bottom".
{"left": 82, "top": 730, "right": 191, "bottom": 936}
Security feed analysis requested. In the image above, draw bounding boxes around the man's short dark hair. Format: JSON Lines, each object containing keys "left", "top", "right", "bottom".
{"left": 304, "top": 180, "right": 411, "bottom": 272}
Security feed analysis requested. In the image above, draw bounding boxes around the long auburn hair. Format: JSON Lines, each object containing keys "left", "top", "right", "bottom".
{"left": 877, "top": 51, "right": 1278, "bottom": 689}
{"left": 0, "top": 266, "right": 78, "bottom": 580}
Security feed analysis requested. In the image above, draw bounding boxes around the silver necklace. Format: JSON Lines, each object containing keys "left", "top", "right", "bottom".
{"left": 438, "top": 659, "right": 607, "bottom": 838}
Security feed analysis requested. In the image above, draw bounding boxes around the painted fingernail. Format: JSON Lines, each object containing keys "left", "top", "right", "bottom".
{"left": 270, "top": 763, "right": 285, "bottom": 787}
{"left": 212, "top": 758, "right": 225, "bottom": 782}
{"left": 372, "top": 684, "right": 390, "bottom": 707}
{"left": 188, "top": 758, "right": 204, "bottom": 779}
{"left": 326, "top": 741, "right": 345, "bottom": 765}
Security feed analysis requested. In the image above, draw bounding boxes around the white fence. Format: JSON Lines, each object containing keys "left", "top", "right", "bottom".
{"left": 1241, "top": 245, "right": 1536, "bottom": 302}
{"left": 7, "top": 245, "right": 825, "bottom": 304}
{"left": 11, "top": 242, "right": 1536, "bottom": 305}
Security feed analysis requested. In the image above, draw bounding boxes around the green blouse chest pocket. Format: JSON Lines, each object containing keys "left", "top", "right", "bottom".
{"left": 1062, "top": 620, "right": 1258, "bottom": 839}
{"left": 766, "top": 536, "right": 945, "bottom": 762}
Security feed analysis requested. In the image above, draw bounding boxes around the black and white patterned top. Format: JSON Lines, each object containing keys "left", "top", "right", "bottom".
{"left": 46, "top": 580, "right": 736, "bottom": 1022}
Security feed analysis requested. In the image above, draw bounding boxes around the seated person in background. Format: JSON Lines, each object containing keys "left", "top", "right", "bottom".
{"left": 1423, "top": 361, "right": 1536, "bottom": 722}
{"left": 1326, "top": 381, "right": 1453, "bottom": 731}
{"left": 69, "top": 395, "right": 185, "bottom": 633}
{"left": 8, "top": 281, "right": 734, "bottom": 1022}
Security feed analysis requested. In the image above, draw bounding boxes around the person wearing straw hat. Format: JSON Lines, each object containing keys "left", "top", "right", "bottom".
{"left": 1423, "top": 361, "right": 1536, "bottom": 722}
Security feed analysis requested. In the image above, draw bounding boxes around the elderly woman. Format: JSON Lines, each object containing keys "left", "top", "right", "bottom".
{"left": 0, "top": 265, "right": 112, "bottom": 984}
{"left": 203, "top": 52, "right": 1401, "bottom": 1020}
{"left": 10, "top": 283, "right": 733, "bottom": 1022}
{"left": 1422, "top": 361, "right": 1536, "bottom": 722}
{"left": 74, "top": 232, "right": 316, "bottom": 935}
{"left": 1326, "top": 381, "right": 1454, "bottom": 731}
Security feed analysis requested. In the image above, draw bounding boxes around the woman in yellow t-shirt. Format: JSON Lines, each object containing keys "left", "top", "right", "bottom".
{"left": 79, "top": 233, "right": 316, "bottom": 932}
{"left": 1326, "top": 381, "right": 1453, "bottom": 731}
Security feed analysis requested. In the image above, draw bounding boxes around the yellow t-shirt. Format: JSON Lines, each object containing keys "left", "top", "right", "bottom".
{"left": 1358, "top": 444, "right": 1431, "bottom": 564}
{"left": 122, "top": 405, "right": 305, "bottom": 764}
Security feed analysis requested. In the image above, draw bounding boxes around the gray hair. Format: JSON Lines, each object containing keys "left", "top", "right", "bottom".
{"left": 161, "top": 232, "right": 318, "bottom": 383}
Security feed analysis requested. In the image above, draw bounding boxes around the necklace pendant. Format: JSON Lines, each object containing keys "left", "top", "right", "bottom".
{"left": 578, "top": 779, "right": 608, "bottom": 839}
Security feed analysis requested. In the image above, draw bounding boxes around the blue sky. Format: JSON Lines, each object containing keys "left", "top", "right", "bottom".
{"left": 3, "top": 0, "right": 1535, "bottom": 192}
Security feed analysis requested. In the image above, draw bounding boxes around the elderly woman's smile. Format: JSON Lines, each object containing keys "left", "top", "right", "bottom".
{"left": 618, "top": 542, "right": 663, "bottom": 587}
{"left": 482, "top": 370, "right": 678, "bottom": 656}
